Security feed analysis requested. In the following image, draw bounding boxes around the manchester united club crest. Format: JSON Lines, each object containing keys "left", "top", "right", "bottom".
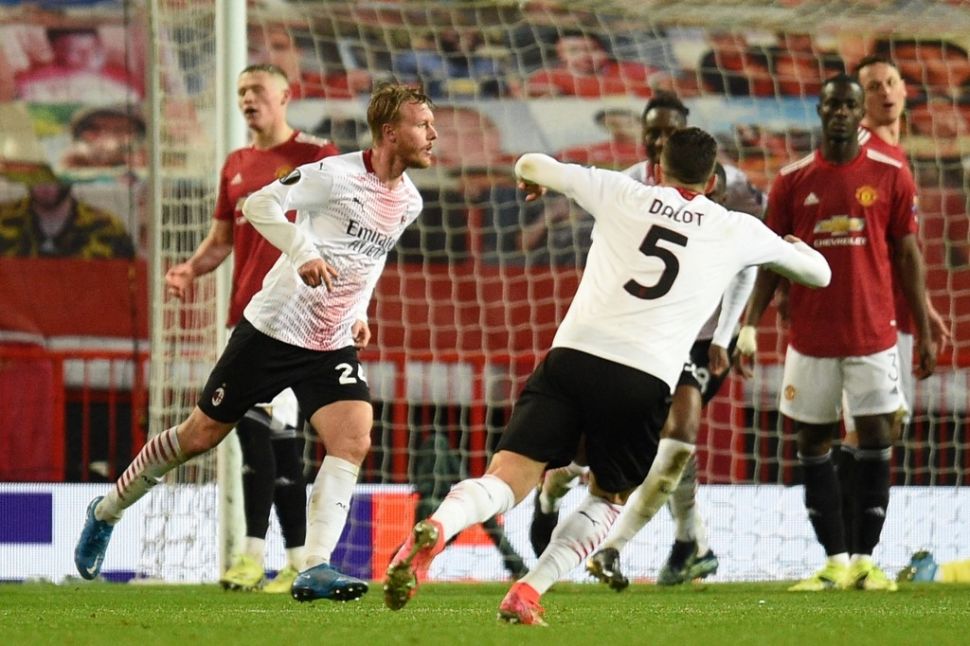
{"left": 784, "top": 384, "right": 796, "bottom": 401}
{"left": 855, "top": 185, "right": 878, "bottom": 207}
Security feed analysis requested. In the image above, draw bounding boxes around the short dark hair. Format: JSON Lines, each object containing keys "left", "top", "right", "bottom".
{"left": 854, "top": 54, "right": 897, "bottom": 76}
{"left": 240, "top": 63, "right": 289, "bottom": 84}
{"left": 367, "top": 82, "right": 434, "bottom": 143}
{"left": 642, "top": 91, "right": 689, "bottom": 121}
{"left": 820, "top": 73, "right": 862, "bottom": 95}
{"left": 662, "top": 127, "right": 717, "bottom": 185}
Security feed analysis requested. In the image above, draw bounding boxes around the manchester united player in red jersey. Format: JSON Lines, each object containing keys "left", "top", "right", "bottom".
{"left": 740, "top": 74, "right": 937, "bottom": 592}
{"left": 164, "top": 64, "right": 339, "bottom": 593}
{"left": 837, "top": 55, "right": 952, "bottom": 567}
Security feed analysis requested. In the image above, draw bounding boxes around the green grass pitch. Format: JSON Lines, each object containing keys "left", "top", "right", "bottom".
{"left": 2, "top": 580, "right": 969, "bottom": 645}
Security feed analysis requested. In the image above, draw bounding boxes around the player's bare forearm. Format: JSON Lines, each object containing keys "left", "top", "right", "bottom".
{"left": 894, "top": 239, "right": 933, "bottom": 339}
{"left": 895, "top": 238, "right": 937, "bottom": 377}
{"left": 743, "top": 267, "right": 781, "bottom": 329}
{"left": 165, "top": 220, "right": 232, "bottom": 299}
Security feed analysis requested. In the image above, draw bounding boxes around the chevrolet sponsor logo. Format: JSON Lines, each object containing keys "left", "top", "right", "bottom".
{"left": 813, "top": 215, "right": 865, "bottom": 236}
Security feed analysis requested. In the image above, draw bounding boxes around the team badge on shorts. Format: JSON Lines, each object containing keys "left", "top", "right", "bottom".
{"left": 212, "top": 385, "right": 226, "bottom": 407}
{"left": 784, "top": 384, "right": 796, "bottom": 401}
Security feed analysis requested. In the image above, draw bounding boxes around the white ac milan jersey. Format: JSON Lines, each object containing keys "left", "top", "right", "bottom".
{"left": 623, "top": 159, "right": 763, "bottom": 346}
{"left": 242, "top": 151, "right": 422, "bottom": 350}
{"left": 517, "top": 154, "right": 829, "bottom": 390}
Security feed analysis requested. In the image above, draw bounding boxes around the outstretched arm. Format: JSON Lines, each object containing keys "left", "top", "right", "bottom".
{"left": 165, "top": 218, "right": 233, "bottom": 299}
{"left": 734, "top": 235, "right": 828, "bottom": 377}
{"left": 515, "top": 153, "right": 573, "bottom": 195}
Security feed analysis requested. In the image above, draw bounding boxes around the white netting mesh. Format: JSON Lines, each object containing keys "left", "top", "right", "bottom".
{"left": 142, "top": 0, "right": 221, "bottom": 581}
{"left": 145, "top": 0, "right": 970, "bottom": 582}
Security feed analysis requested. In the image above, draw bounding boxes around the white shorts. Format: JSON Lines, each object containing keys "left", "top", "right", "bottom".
{"left": 781, "top": 345, "right": 901, "bottom": 425}
{"left": 843, "top": 333, "right": 913, "bottom": 432}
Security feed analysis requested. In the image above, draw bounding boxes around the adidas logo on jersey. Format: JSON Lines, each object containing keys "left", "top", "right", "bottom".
{"left": 803, "top": 192, "right": 819, "bottom": 206}
{"left": 230, "top": 173, "right": 243, "bottom": 185}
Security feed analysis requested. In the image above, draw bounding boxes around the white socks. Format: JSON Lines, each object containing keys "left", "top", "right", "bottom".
{"left": 430, "top": 474, "right": 516, "bottom": 543}
{"left": 304, "top": 455, "right": 359, "bottom": 569}
{"left": 522, "top": 494, "right": 621, "bottom": 594}
{"left": 600, "top": 438, "right": 695, "bottom": 553}
{"left": 97, "top": 426, "right": 185, "bottom": 524}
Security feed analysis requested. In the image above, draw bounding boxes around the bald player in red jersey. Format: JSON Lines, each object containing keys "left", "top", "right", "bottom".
{"left": 165, "top": 64, "right": 339, "bottom": 593}
{"left": 740, "top": 74, "right": 936, "bottom": 592}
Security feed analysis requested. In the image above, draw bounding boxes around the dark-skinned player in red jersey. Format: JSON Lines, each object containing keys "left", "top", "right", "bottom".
{"left": 738, "top": 74, "right": 937, "bottom": 592}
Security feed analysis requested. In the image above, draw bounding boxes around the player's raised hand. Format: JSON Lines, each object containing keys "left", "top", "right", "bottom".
{"left": 518, "top": 179, "right": 546, "bottom": 202}
{"left": 352, "top": 320, "right": 371, "bottom": 349}
{"left": 164, "top": 262, "right": 194, "bottom": 300}
{"left": 298, "top": 258, "right": 339, "bottom": 290}
{"left": 732, "top": 324, "right": 758, "bottom": 379}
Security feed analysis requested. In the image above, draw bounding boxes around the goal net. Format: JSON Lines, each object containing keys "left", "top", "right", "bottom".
{"left": 146, "top": 0, "right": 970, "bottom": 583}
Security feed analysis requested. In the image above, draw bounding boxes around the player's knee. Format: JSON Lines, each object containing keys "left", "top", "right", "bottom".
{"left": 330, "top": 434, "right": 371, "bottom": 464}
{"left": 179, "top": 411, "right": 234, "bottom": 456}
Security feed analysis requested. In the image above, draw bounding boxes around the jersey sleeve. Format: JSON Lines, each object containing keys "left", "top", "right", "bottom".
{"left": 212, "top": 157, "right": 235, "bottom": 222}
{"left": 887, "top": 166, "right": 918, "bottom": 242}
{"left": 515, "top": 153, "right": 631, "bottom": 221}
{"left": 241, "top": 162, "right": 334, "bottom": 269}
{"left": 764, "top": 172, "right": 792, "bottom": 235}
{"left": 740, "top": 215, "right": 831, "bottom": 288}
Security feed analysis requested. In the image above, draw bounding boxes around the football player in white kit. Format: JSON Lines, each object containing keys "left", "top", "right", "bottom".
{"left": 532, "top": 93, "right": 765, "bottom": 588}
{"left": 383, "top": 127, "right": 830, "bottom": 625}
{"left": 74, "top": 83, "right": 436, "bottom": 603}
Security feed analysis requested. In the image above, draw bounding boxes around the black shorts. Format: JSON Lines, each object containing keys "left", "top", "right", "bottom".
{"left": 676, "top": 335, "right": 738, "bottom": 405}
{"left": 198, "top": 319, "right": 370, "bottom": 424}
{"left": 495, "top": 347, "right": 671, "bottom": 494}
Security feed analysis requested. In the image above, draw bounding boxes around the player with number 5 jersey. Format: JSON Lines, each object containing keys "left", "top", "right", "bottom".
{"left": 74, "top": 83, "right": 436, "bottom": 603}
{"left": 383, "top": 126, "right": 830, "bottom": 626}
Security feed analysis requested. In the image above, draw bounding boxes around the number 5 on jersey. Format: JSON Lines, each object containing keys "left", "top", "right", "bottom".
{"left": 624, "top": 225, "right": 688, "bottom": 300}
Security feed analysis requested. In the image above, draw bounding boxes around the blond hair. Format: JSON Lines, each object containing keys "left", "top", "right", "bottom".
{"left": 367, "top": 82, "right": 434, "bottom": 144}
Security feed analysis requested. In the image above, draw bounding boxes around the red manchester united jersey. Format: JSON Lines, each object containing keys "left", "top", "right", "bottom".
{"left": 214, "top": 131, "right": 338, "bottom": 326}
{"left": 859, "top": 126, "right": 917, "bottom": 335}
{"left": 767, "top": 146, "right": 917, "bottom": 357}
